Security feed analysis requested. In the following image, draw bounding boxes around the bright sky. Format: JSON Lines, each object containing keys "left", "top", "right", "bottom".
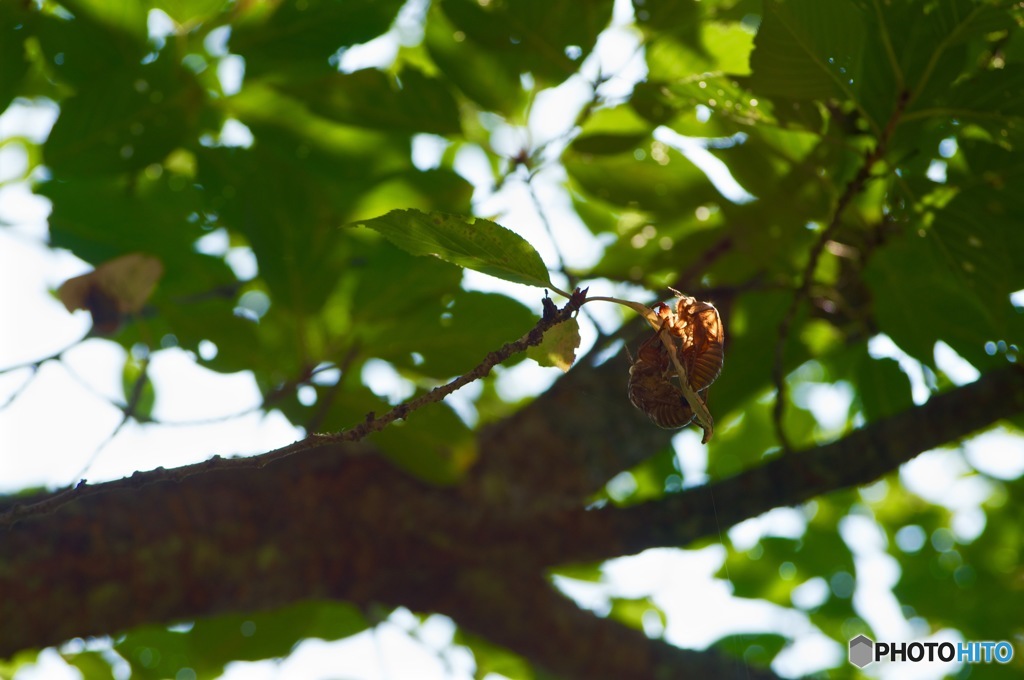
{"left": 3, "top": 1, "right": 1023, "bottom": 679}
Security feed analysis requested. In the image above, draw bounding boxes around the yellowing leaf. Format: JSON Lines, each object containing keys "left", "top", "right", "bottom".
{"left": 58, "top": 253, "right": 164, "bottom": 334}
{"left": 527, "top": 317, "right": 580, "bottom": 372}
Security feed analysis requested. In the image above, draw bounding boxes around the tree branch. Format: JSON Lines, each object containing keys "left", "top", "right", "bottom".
{"left": 399, "top": 570, "right": 781, "bottom": 680}
{"left": 0, "top": 291, "right": 588, "bottom": 528}
{"left": 2, "top": 351, "right": 1019, "bottom": 672}
{"left": 771, "top": 89, "right": 910, "bottom": 452}
{"left": 529, "top": 364, "right": 1024, "bottom": 566}
{"left": 0, "top": 440, "right": 780, "bottom": 679}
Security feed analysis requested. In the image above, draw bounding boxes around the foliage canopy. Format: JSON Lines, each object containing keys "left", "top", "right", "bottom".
{"left": 2, "top": 0, "right": 1024, "bottom": 678}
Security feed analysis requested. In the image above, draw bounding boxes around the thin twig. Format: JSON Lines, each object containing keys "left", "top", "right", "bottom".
{"left": 71, "top": 356, "right": 151, "bottom": 482}
{"left": 771, "top": 89, "right": 910, "bottom": 451}
{"left": 525, "top": 173, "right": 568, "bottom": 276}
{"left": 305, "top": 343, "right": 360, "bottom": 433}
{"left": 0, "top": 334, "right": 86, "bottom": 375}
{"left": 0, "top": 290, "right": 589, "bottom": 528}
{"left": 318, "top": 288, "right": 588, "bottom": 446}
{"left": 0, "top": 365, "right": 38, "bottom": 410}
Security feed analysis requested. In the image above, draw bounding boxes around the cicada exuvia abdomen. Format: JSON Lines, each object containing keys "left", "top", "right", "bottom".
{"left": 675, "top": 296, "right": 724, "bottom": 393}
{"left": 627, "top": 294, "right": 724, "bottom": 430}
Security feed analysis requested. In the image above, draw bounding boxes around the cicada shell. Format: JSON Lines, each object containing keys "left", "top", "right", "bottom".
{"left": 627, "top": 293, "right": 724, "bottom": 430}
{"left": 628, "top": 346, "right": 695, "bottom": 429}
{"left": 675, "top": 296, "right": 724, "bottom": 393}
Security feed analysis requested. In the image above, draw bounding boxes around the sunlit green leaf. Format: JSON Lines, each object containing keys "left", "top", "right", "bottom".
{"left": 62, "top": 650, "right": 116, "bottom": 680}
{"left": 455, "top": 629, "right": 535, "bottom": 680}
{"left": 122, "top": 355, "right": 155, "bottom": 422}
{"left": 152, "top": 0, "right": 229, "bottom": 25}
{"left": 351, "top": 209, "right": 553, "bottom": 288}
{"left": 608, "top": 596, "right": 665, "bottom": 632}
{"left": 61, "top": 0, "right": 149, "bottom": 42}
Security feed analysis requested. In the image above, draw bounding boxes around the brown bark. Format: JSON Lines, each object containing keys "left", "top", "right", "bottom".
{"left": 2, "top": 360, "right": 1022, "bottom": 677}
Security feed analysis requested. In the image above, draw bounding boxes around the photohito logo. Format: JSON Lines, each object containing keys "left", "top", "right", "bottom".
{"left": 849, "top": 635, "right": 1014, "bottom": 668}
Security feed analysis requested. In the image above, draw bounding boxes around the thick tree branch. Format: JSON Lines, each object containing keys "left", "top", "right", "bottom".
{"left": 530, "top": 364, "right": 1024, "bottom": 566}
{"left": 3, "top": 364, "right": 1020, "bottom": 664}
{"left": 0, "top": 439, "right": 780, "bottom": 679}
{"left": 397, "top": 570, "right": 781, "bottom": 680}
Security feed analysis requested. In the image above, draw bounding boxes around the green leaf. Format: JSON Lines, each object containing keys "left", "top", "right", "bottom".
{"left": 230, "top": 0, "right": 404, "bottom": 78}
{"left": 41, "top": 175, "right": 203, "bottom": 265}
{"left": 892, "top": 477, "right": 1024, "bottom": 644}
{"left": 454, "top": 629, "right": 535, "bottom": 680}
{"left": 643, "top": 20, "right": 754, "bottom": 81}
{"left": 371, "top": 402, "right": 476, "bottom": 485}
{"left": 344, "top": 240, "right": 536, "bottom": 378}
{"left": 714, "top": 633, "right": 788, "bottom": 668}
{"left": 866, "top": 227, "right": 1013, "bottom": 369}
{"left": 115, "top": 601, "right": 367, "bottom": 680}
{"left": 62, "top": 651, "right": 116, "bottom": 680}
{"left": 709, "top": 391, "right": 817, "bottom": 476}
{"left": 351, "top": 209, "right": 553, "bottom": 288}
{"left": 61, "top": 0, "right": 149, "bottom": 42}
{"left": 221, "top": 84, "right": 413, "bottom": 183}
{"left": 570, "top": 104, "right": 653, "bottom": 154}
{"left": 423, "top": 5, "right": 526, "bottom": 116}
{"left": 278, "top": 67, "right": 461, "bottom": 136}
{"left": 0, "top": 4, "right": 29, "bottom": 114}
{"left": 152, "top": 0, "right": 230, "bottom": 25}
{"left": 708, "top": 126, "right": 822, "bottom": 200}
{"left": 564, "top": 134, "right": 723, "bottom": 216}
{"left": 387, "top": 292, "right": 537, "bottom": 378}
{"left": 196, "top": 131, "right": 408, "bottom": 315}
{"left": 853, "top": 355, "right": 913, "bottom": 423}
{"left": 632, "top": 77, "right": 771, "bottom": 137}
{"left": 348, "top": 168, "right": 474, "bottom": 223}
{"left": 747, "top": 0, "right": 866, "bottom": 101}
{"left": 437, "top": 0, "right": 613, "bottom": 86}
{"left": 632, "top": 0, "right": 700, "bottom": 41}
{"left": 549, "top": 562, "right": 603, "bottom": 582}
{"left": 32, "top": 11, "right": 145, "bottom": 88}
{"left": 700, "top": 290, "right": 811, "bottom": 433}
{"left": 0, "top": 650, "right": 39, "bottom": 678}
{"left": 527, "top": 317, "right": 580, "bottom": 372}
{"left": 608, "top": 596, "right": 665, "bottom": 631}
{"left": 43, "top": 53, "right": 202, "bottom": 177}
{"left": 941, "top": 64, "right": 1024, "bottom": 144}
{"left": 122, "top": 355, "right": 155, "bottom": 422}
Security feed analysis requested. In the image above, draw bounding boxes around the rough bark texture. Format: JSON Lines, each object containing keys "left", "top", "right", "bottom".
{"left": 2, "top": 358, "right": 1022, "bottom": 677}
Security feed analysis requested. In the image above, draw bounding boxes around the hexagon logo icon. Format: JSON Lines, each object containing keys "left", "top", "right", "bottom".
{"left": 849, "top": 635, "right": 874, "bottom": 668}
